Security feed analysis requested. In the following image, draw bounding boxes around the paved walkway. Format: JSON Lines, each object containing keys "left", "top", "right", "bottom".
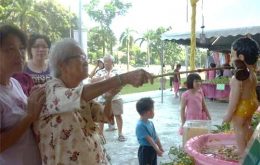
{"left": 104, "top": 89, "right": 229, "bottom": 165}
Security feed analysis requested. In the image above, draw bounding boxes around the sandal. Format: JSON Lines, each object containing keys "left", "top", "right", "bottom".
{"left": 118, "top": 135, "right": 127, "bottom": 142}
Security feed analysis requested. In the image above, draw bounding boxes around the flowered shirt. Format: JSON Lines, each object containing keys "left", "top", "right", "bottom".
{"left": 33, "top": 78, "right": 108, "bottom": 165}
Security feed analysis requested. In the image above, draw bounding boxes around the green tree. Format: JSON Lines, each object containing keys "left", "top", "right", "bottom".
{"left": 87, "top": 26, "right": 117, "bottom": 62}
{"left": 87, "top": 26, "right": 104, "bottom": 62}
{"left": 149, "top": 27, "right": 166, "bottom": 65}
{"left": 34, "top": 0, "right": 77, "bottom": 41}
{"left": 142, "top": 27, "right": 184, "bottom": 66}
{"left": 119, "top": 28, "right": 137, "bottom": 71}
{"left": 195, "top": 48, "right": 207, "bottom": 68}
{"left": 131, "top": 45, "right": 146, "bottom": 66}
{"left": 0, "top": 0, "right": 77, "bottom": 41}
{"left": 85, "top": 0, "right": 132, "bottom": 56}
{"left": 180, "top": 47, "right": 207, "bottom": 69}
{"left": 164, "top": 42, "right": 184, "bottom": 65}
{"left": 106, "top": 28, "right": 117, "bottom": 55}
{"left": 0, "top": 0, "right": 45, "bottom": 32}
{"left": 135, "top": 30, "right": 154, "bottom": 67}
{"left": 134, "top": 27, "right": 184, "bottom": 66}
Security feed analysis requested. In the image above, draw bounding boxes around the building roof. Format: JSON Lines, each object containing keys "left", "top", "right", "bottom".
{"left": 161, "top": 26, "right": 260, "bottom": 52}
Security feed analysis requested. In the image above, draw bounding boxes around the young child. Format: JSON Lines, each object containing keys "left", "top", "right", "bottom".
{"left": 173, "top": 64, "right": 181, "bottom": 98}
{"left": 135, "top": 97, "right": 164, "bottom": 165}
{"left": 223, "top": 37, "right": 259, "bottom": 155}
{"left": 206, "top": 63, "right": 216, "bottom": 80}
{"left": 180, "top": 73, "right": 211, "bottom": 130}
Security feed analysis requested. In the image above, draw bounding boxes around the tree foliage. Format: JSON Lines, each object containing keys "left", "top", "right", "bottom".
{"left": 85, "top": 0, "right": 131, "bottom": 27}
{"left": 84, "top": 0, "right": 185, "bottom": 67}
{"left": 164, "top": 42, "right": 185, "bottom": 66}
{"left": 0, "top": 0, "right": 77, "bottom": 41}
{"left": 34, "top": 0, "right": 77, "bottom": 41}
{"left": 131, "top": 45, "right": 146, "bottom": 66}
{"left": 85, "top": 0, "right": 132, "bottom": 55}
{"left": 134, "top": 27, "right": 184, "bottom": 66}
{"left": 135, "top": 30, "right": 154, "bottom": 67}
{"left": 149, "top": 27, "right": 184, "bottom": 66}
{"left": 119, "top": 28, "right": 137, "bottom": 71}
{"left": 87, "top": 26, "right": 117, "bottom": 62}
{"left": 0, "top": 0, "right": 44, "bottom": 31}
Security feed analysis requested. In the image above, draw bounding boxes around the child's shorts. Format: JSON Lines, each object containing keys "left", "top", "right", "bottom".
{"left": 138, "top": 146, "right": 157, "bottom": 165}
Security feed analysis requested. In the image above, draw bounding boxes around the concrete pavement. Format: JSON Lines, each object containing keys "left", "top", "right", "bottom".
{"left": 104, "top": 89, "right": 228, "bottom": 165}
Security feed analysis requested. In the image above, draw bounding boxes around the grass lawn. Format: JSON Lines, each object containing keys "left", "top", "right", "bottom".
{"left": 120, "top": 78, "right": 171, "bottom": 95}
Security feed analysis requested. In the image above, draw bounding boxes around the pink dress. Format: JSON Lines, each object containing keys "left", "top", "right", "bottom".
{"left": 181, "top": 89, "right": 207, "bottom": 120}
{"left": 207, "top": 70, "right": 216, "bottom": 80}
{"left": 173, "top": 69, "right": 180, "bottom": 93}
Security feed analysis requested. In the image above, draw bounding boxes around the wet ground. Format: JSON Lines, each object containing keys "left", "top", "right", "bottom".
{"left": 104, "top": 89, "right": 228, "bottom": 165}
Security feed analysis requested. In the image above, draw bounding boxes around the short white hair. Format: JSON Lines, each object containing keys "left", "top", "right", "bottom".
{"left": 103, "top": 54, "right": 115, "bottom": 63}
{"left": 49, "top": 38, "right": 80, "bottom": 78}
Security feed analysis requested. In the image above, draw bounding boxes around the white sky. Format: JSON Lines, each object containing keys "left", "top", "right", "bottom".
{"left": 59, "top": 0, "right": 260, "bottom": 39}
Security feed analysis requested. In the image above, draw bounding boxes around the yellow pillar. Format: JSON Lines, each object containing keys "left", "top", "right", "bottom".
{"left": 190, "top": 0, "right": 199, "bottom": 70}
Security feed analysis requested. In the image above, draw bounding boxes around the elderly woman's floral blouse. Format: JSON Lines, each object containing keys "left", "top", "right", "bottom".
{"left": 33, "top": 78, "right": 108, "bottom": 165}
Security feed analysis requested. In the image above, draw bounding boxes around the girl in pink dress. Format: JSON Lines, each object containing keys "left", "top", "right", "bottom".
{"left": 173, "top": 64, "right": 181, "bottom": 98}
{"left": 206, "top": 63, "right": 216, "bottom": 80}
{"left": 179, "top": 73, "right": 211, "bottom": 134}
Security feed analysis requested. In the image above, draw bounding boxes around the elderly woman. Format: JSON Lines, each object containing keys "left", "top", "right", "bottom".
{"left": 0, "top": 24, "right": 45, "bottom": 165}
{"left": 33, "top": 38, "right": 153, "bottom": 165}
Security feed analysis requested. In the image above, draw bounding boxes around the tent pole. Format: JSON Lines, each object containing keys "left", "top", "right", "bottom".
{"left": 190, "top": 0, "right": 199, "bottom": 70}
{"left": 160, "top": 42, "right": 165, "bottom": 103}
{"left": 185, "top": 46, "right": 189, "bottom": 77}
{"left": 212, "top": 36, "right": 221, "bottom": 45}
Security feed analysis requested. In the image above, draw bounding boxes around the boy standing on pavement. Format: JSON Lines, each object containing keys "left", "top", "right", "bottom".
{"left": 136, "top": 97, "right": 164, "bottom": 165}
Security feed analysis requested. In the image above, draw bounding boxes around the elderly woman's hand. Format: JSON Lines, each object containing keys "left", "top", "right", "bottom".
{"left": 27, "top": 86, "right": 46, "bottom": 122}
{"left": 121, "top": 69, "right": 153, "bottom": 87}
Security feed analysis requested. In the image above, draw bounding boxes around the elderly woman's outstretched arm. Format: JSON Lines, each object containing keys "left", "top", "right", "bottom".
{"left": 44, "top": 39, "right": 153, "bottom": 117}
{"left": 82, "top": 69, "right": 153, "bottom": 101}
{"left": 40, "top": 69, "right": 153, "bottom": 118}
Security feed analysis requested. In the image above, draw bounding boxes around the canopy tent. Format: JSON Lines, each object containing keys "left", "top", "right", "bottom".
{"left": 161, "top": 26, "right": 260, "bottom": 52}
{"left": 159, "top": 26, "right": 260, "bottom": 103}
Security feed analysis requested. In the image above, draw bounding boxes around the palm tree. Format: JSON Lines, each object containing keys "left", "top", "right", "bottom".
{"left": 7, "top": 0, "right": 45, "bottom": 33}
{"left": 135, "top": 30, "right": 154, "bottom": 67}
{"left": 119, "top": 28, "right": 136, "bottom": 71}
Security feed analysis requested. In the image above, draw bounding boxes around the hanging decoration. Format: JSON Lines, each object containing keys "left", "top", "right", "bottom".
{"left": 200, "top": 0, "right": 206, "bottom": 44}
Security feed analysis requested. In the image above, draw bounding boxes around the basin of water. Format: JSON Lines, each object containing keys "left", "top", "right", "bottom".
{"left": 184, "top": 133, "right": 239, "bottom": 165}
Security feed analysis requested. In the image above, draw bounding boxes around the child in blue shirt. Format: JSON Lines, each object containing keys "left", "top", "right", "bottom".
{"left": 135, "top": 97, "right": 164, "bottom": 165}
